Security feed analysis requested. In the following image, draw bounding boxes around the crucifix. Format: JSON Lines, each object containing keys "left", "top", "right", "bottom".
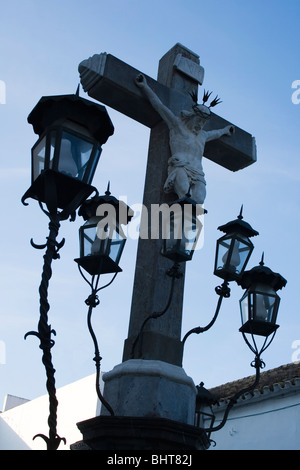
{"left": 79, "top": 44, "right": 256, "bottom": 370}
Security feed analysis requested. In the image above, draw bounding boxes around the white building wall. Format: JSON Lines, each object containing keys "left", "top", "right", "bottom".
{"left": 2, "top": 373, "right": 300, "bottom": 450}
{"left": 0, "top": 374, "right": 100, "bottom": 450}
{"left": 205, "top": 380, "right": 300, "bottom": 450}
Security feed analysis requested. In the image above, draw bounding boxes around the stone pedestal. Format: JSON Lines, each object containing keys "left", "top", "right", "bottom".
{"left": 71, "top": 416, "right": 210, "bottom": 450}
{"left": 100, "top": 360, "right": 196, "bottom": 424}
{"left": 71, "top": 360, "right": 209, "bottom": 450}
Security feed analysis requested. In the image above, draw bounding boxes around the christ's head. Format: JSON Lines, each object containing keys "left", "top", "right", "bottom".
{"left": 181, "top": 90, "right": 221, "bottom": 133}
{"left": 180, "top": 104, "right": 211, "bottom": 133}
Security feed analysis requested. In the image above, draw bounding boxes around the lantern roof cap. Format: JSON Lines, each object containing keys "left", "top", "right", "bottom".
{"left": 78, "top": 183, "right": 133, "bottom": 224}
{"left": 196, "top": 382, "right": 217, "bottom": 406}
{"left": 239, "top": 254, "right": 287, "bottom": 291}
{"left": 28, "top": 90, "right": 114, "bottom": 145}
{"left": 218, "top": 206, "right": 259, "bottom": 238}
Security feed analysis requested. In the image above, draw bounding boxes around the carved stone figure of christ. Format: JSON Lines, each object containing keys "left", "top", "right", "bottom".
{"left": 135, "top": 74, "right": 234, "bottom": 205}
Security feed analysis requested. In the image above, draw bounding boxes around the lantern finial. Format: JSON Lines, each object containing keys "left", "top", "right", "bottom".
{"left": 260, "top": 252, "right": 265, "bottom": 266}
{"left": 105, "top": 181, "right": 111, "bottom": 196}
{"left": 238, "top": 205, "right": 243, "bottom": 220}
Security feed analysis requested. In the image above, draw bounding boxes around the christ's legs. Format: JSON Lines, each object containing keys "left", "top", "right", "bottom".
{"left": 172, "top": 168, "right": 190, "bottom": 199}
{"left": 191, "top": 181, "right": 206, "bottom": 205}
{"left": 167, "top": 168, "right": 206, "bottom": 205}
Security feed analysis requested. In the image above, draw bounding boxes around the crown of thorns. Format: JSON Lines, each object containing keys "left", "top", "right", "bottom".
{"left": 190, "top": 90, "right": 222, "bottom": 109}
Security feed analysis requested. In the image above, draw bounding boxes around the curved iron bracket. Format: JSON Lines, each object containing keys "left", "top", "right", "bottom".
{"left": 182, "top": 281, "right": 230, "bottom": 346}
{"left": 77, "top": 266, "right": 118, "bottom": 416}
{"left": 202, "top": 355, "right": 264, "bottom": 434}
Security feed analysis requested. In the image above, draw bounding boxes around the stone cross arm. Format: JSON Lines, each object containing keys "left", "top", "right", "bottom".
{"left": 78, "top": 52, "right": 256, "bottom": 172}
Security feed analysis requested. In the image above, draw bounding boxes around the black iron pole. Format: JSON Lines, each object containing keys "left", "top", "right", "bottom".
{"left": 25, "top": 212, "right": 66, "bottom": 450}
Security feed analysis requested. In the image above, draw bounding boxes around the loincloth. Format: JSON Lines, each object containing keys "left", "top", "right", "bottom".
{"left": 164, "top": 156, "right": 206, "bottom": 193}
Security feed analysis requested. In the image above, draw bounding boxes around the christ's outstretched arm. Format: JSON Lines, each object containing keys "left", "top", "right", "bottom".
{"left": 204, "top": 125, "right": 235, "bottom": 142}
{"left": 135, "top": 74, "right": 178, "bottom": 129}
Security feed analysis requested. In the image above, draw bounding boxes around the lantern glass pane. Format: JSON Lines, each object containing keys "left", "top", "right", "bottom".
{"left": 81, "top": 223, "right": 98, "bottom": 257}
{"left": 254, "top": 292, "right": 277, "bottom": 323}
{"left": 163, "top": 209, "right": 199, "bottom": 261}
{"left": 240, "top": 288, "right": 279, "bottom": 326}
{"left": 106, "top": 223, "right": 126, "bottom": 264}
{"left": 215, "top": 235, "right": 252, "bottom": 280}
{"left": 109, "top": 236, "right": 125, "bottom": 264}
{"left": 216, "top": 238, "right": 231, "bottom": 269}
{"left": 239, "top": 287, "right": 280, "bottom": 337}
{"left": 87, "top": 148, "right": 101, "bottom": 184}
{"left": 32, "top": 136, "right": 46, "bottom": 181}
{"left": 183, "top": 214, "right": 199, "bottom": 256}
{"left": 81, "top": 218, "right": 126, "bottom": 265}
{"left": 77, "top": 216, "right": 127, "bottom": 275}
{"left": 170, "top": 211, "right": 183, "bottom": 240}
{"left": 49, "top": 130, "right": 56, "bottom": 170}
{"left": 240, "top": 292, "right": 249, "bottom": 326}
{"left": 58, "top": 131, "right": 94, "bottom": 181}
{"left": 96, "top": 221, "right": 109, "bottom": 255}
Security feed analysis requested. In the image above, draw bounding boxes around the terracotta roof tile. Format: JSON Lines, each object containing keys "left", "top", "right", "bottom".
{"left": 209, "top": 362, "right": 300, "bottom": 401}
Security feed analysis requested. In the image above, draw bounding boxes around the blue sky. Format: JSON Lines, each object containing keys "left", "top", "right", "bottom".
{"left": 0, "top": 0, "right": 299, "bottom": 415}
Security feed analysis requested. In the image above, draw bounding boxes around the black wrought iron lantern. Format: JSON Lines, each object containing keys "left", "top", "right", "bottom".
{"left": 161, "top": 196, "right": 203, "bottom": 262}
{"left": 22, "top": 89, "right": 114, "bottom": 214}
{"left": 239, "top": 255, "right": 287, "bottom": 337}
{"left": 75, "top": 186, "right": 133, "bottom": 275}
{"left": 195, "top": 382, "right": 217, "bottom": 432}
{"left": 214, "top": 207, "right": 258, "bottom": 282}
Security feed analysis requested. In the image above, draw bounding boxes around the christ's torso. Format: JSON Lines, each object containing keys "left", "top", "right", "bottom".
{"left": 168, "top": 125, "right": 206, "bottom": 173}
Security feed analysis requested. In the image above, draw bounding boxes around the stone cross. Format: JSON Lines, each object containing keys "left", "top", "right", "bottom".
{"left": 79, "top": 43, "right": 256, "bottom": 367}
